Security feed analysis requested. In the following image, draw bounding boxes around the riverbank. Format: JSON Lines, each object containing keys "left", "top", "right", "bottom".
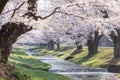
{"left": 7, "top": 46, "right": 71, "bottom": 80}
{"left": 30, "top": 46, "right": 120, "bottom": 78}
{"left": 38, "top": 56, "right": 117, "bottom": 80}
{"left": 31, "top": 46, "right": 115, "bottom": 68}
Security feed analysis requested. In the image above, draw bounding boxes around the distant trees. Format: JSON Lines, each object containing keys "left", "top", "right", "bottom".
{"left": 55, "top": 0, "right": 120, "bottom": 57}
{"left": 43, "top": 32, "right": 55, "bottom": 50}
{"left": 87, "top": 31, "right": 103, "bottom": 54}
{"left": 65, "top": 22, "right": 103, "bottom": 54}
{"left": 42, "top": 30, "right": 64, "bottom": 50}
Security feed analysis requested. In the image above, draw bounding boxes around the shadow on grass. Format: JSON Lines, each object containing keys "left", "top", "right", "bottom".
{"left": 11, "top": 47, "right": 27, "bottom": 56}
{"left": 76, "top": 54, "right": 96, "bottom": 64}
{"left": 58, "top": 46, "right": 75, "bottom": 52}
{"left": 64, "top": 48, "right": 95, "bottom": 63}
{"left": 108, "top": 58, "right": 120, "bottom": 73}
{"left": 71, "top": 49, "right": 84, "bottom": 55}
{"left": 64, "top": 49, "right": 87, "bottom": 60}
{"left": 10, "top": 47, "right": 51, "bottom": 71}
{"left": 9, "top": 56, "right": 51, "bottom": 71}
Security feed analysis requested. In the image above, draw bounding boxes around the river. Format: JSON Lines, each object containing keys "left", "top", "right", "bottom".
{"left": 24, "top": 46, "right": 119, "bottom": 80}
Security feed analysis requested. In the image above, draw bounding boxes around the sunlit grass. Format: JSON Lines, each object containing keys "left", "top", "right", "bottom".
{"left": 69, "top": 48, "right": 114, "bottom": 67}
{"left": 32, "top": 46, "right": 115, "bottom": 68}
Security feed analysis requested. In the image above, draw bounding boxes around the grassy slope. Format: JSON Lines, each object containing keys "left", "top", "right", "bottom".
{"left": 29, "top": 46, "right": 120, "bottom": 78}
{"left": 9, "top": 46, "right": 71, "bottom": 80}
{"left": 32, "top": 46, "right": 116, "bottom": 68}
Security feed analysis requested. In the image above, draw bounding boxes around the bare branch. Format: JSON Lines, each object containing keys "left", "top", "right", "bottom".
{"left": 56, "top": 11, "right": 85, "bottom": 19}
{"left": 38, "top": 7, "right": 60, "bottom": 19}
{"left": 23, "top": 7, "right": 60, "bottom": 20}
{"left": 2, "top": 2, "right": 25, "bottom": 15}
{"left": 2, "top": 9, "right": 16, "bottom": 15}
{"left": 11, "top": 2, "right": 25, "bottom": 18}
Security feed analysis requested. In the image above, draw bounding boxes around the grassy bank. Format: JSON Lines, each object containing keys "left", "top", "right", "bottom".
{"left": 31, "top": 46, "right": 115, "bottom": 68}
{"left": 8, "top": 46, "right": 71, "bottom": 80}
{"left": 24, "top": 46, "right": 120, "bottom": 78}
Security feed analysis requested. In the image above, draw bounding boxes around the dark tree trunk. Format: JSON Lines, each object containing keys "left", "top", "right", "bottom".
{"left": 114, "top": 35, "right": 120, "bottom": 58}
{"left": 50, "top": 42, "right": 54, "bottom": 50}
{"left": 0, "top": 0, "right": 8, "bottom": 13}
{"left": 0, "top": 22, "right": 32, "bottom": 63}
{"left": 48, "top": 42, "right": 50, "bottom": 49}
{"left": 87, "top": 31, "right": 102, "bottom": 55}
{"left": 110, "top": 29, "right": 120, "bottom": 58}
{"left": 56, "top": 39, "right": 60, "bottom": 50}
{"left": 48, "top": 40, "right": 54, "bottom": 50}
{"left": 93, "top": 31, "right": 101, "bottom": 54}
{"left": 88, "top": 39, "right": 93, "bottom": 54}
{"left": 76, "top": 45, "right": 83, "bottom": 50}
{"left": 76, "top": 44, "right": 83, "bottom": 51}
{"left": 0, "top": 45, "right": 12, "bottom": 63}
{"left": 56, "top": 43, "right": 60, "bottom": 50}
{"left": 75, "top": 41, "right": 83, "bottom": 51}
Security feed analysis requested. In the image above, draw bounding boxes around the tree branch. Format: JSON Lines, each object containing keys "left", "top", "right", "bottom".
{"left": 0, "top": 0, "right": 8, "bottom": 14}
{"left": 11, "top": 2, "right": 25, "bottom": 18}
{"left": 56, "top": 11, "right": 85, "bottom": 20}
{"left": 23, "top": 7, "right": 60, "bottom": 20}
{"left": 2, "top": 2, "right": 25, "bottom": 15}
{"left": 38, "top": 7, "right": 60, "bottom": 19}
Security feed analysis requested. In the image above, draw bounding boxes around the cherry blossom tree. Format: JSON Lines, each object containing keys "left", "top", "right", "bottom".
{"left": 0, "top": 0, "right": 60, "bottom": 63}
{"left": 1, "top": 0, "right": 120, "bottom": 63}
{"left": 42, "top": 27, "right": 65, "bottom": 50}
{"left": 42, "top": 0, "right": 114, "bottom": 55}
{"left": 104, "top": 19, "right": 120, "bottom": 58}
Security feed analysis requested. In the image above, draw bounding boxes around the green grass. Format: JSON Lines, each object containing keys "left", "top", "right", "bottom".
{"left": 20, "top": 46, "right": 120, "bottom": 79}
{"left": 69, "top": 48, "right": 114, "bottom": 68}
{"left": 9, "top": 46, "right": 71, "bottom": 80}
{"left": 0, "top": 78, "right": 5, "bottom": 80}
{"left": 31, "top": 46, "right": 115, "bottom": 68}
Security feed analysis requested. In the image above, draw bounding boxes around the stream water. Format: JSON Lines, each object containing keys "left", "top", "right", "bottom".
{"left": 38, "top": 56, "right": 118, "bottom": 80}
{"left": 23, "top": 46, "right": 119, "bottom": 80}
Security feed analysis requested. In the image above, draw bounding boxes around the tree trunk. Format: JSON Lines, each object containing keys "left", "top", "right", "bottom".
{"left": 0, "top": 22, "right": 32, "bottom": 63}
{"left": 75, "top": 41, "right": 83, "bottom": 51}
{"left": 48, "top": 42, "right": 50, "bottom": 49}
{"left": 93, "top": 31, "right": 101, "bottom": 54}
{"left": 50, "top": 41, "right": 54, "bottom": 50}
{"left": 56, "top": 43, "right": 60, "bottom": 50}
{"left": 114, "top": 36, "right": 120, "bottom": 58}
{"left": 109, "top": 30, "right": 120, "bottom": 58}
{"left": 87, "top": 39, "right": 93, "bottom": 54}
{"left": 56, "top": 39, "right": 60, "bottom": 50}
{"left": 112, "top": 29, "right": 120, "bottom": 58}
{"left": 48, "top": 40, "right": 54, "bottom": 50}
{"left": 87, "top": 31, "right": 102, "bottom": 55}
{"left": 0, "top": 0, "right": 8, "bottom": 13}
{"left": 110, "top": 29, "right": 120, "bottom": 58}
{"left": 76, "top": 44, "right": 83, "bottom": 51}
{"left": 0, "top": 45, "right": 12, "bottom": 63}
